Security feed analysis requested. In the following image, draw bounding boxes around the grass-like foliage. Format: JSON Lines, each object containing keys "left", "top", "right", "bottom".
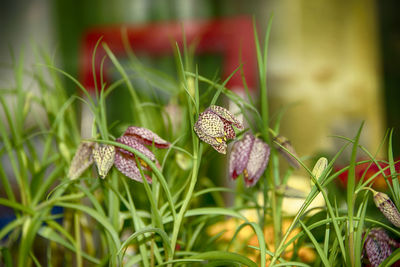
{"left": 1, "top": 18, "right": 400, "bottom": 267}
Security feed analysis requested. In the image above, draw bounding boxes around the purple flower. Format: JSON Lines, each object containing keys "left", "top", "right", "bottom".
{"left": 194, "top": 105, "right": 243, "bottom": 154}
{"left": 229, "top": 133, "right": 270, "bottom": 187}
{"left": 363, "top": 228, "right": 400, "bottom": 267}
{"left": 114, "top": 126, "right": 170, "bottom": 183}
{"left": 68, "top": 126, "right": 170, "bottom": 182}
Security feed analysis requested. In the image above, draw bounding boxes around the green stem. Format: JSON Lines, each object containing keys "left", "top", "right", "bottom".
{"left": 170, "top": 144, "right": 202, "bottom": 257}
{"left": 74, "top": 212, "right": 82, "bottom": 267}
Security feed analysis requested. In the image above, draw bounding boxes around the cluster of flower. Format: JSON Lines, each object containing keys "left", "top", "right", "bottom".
{"left": 68, "top": 126, "right": 170, "bottom": 183}
{"left": 67, "top": 105, "right": 400, "bottom": 265}
{"left": 193, "top": 105, "right": 299, "bottom": 187}
{"left": 68, "top": 105, "right": 299, "bottom": 188}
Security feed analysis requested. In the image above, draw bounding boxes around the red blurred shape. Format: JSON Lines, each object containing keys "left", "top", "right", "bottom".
{"left": 79, "top": 16, "right": 257, "bottom": 92}
{"left": 336, "top": 159, "right": 400, "bottom": 191}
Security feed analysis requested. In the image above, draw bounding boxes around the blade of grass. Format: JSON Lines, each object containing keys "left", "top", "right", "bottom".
{"left": 186, "top": 251, "right": 257, "bottom": 267}
{"left": 38, "top": 226, "right": 100, "bottom": 264}
{"left": 120, "top": 177, "right": 150, "bottom": 267}
{"left": 388, "top": 129, "right": 400, "bottom": 205}
{"left": 347, "top": 122, "right": 364, "bottom": 267}
{"left": 354, "top": 193, "right": 368, "bottom": 267}
{"left": 56, "top": 202, "right": 121, "bottom": 250}
{"left": 102, "top": 43, "right": 146, "bottom": 126}
{"left": 118, "top": 227, "right": 172, "bottom": 258}
{"left": 298, "top": 220, "right": 330, "bottom": 267}
{"left": 227, "top": 221, "right": 267, "bottom": 267}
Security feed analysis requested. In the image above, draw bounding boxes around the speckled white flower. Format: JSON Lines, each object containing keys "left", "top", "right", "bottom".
{"left": 194, "top": 105, "right": 243, "bottom": 154}
{"left": 68, "top": 142, "right": 95, "bottom": 180}
{"left": 229, "top": 133, "right": 270, "bottom": 187}
{"left": 93, "top": 144, "right": 116, "bottom": 179}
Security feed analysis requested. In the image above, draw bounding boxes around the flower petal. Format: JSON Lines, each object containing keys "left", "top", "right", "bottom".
{"left": 93, "top": 144, "right": 115, "bottom": 179}
{"left": 223, "top": 122, "right": 236, "bottom": 140}
{"left": 117, "top": 135, "right": 156, "bottom": 162}
{"left": 211, "top": 142, "right": 227, "bottom": 154}
{"left": 364, "top": 228, "right": 393, "bottom": 267}
{"left": 193, "top": 125, "right": 220, "bottom": 146}
{"left": 229, "top": 133, "right": 254, "bottom": 179}
{"left": 114, "top": 152, "right": 152, "bottom": 183}
{"left": 209, "top": 105, "right": 243, "bottom": 129}
{"left": 68, "top": 142, "right": 95, "bottom": 180}
{"left": 245, "top": 137, "right": 270, "bottom": 187}
{"left": 195, "top": 111, "right": 225, "bottom": 138}
{"left": 124, "top": 126, "right": 170, "bottom": 148}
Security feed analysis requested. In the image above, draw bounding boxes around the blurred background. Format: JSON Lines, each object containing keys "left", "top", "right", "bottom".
{"left": 0, "top": 0, "right": 399, "bottom": 160}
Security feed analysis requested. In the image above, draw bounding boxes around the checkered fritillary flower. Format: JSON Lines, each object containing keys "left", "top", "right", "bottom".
{"left": 194, "top": 105, "right": 243, "bottom": 154}
{"left": 229, "top": 132, "right": 270, "bottom": 187}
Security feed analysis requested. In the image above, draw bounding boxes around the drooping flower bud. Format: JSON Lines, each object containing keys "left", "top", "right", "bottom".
{"left": 371, "top": 189, "right": 400, "bottom": 228}
{"left": 194, "top": 105, "right": 243, "bottom": 154}
{"left": 93, "top": 144, "right": 116, "bottom": 179}
{"left": 273, "top": 135, "right": 300, "bottom": 169}
{"left": 229, "top": 133, "right": 270, "bottom": 187}
{"left": 68, "top": 142, "right": 95, "bottom": 180}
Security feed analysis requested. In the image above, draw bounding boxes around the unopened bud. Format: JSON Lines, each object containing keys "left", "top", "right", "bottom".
{"left": 273, "top": 135, "right": 300, "bottom": 169}
{"left": 311, "top": 157, "right": 328, "bottom": 185}
{"left": 371, "top": 189, "right": 400, "bottom": 228}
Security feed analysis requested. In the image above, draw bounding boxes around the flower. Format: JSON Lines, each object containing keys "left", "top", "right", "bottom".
{"left": 93, "top": 144, "right": 115, "bottom": 179}
{"left": 114, "top": 126, "right": 170, "bottom": 183}
{"left": 273, "top": 135, "right": 300, "bottom": 169}
{"left": 68, "top": 126, "right": 170, "bottom": 182}
{"left": 370, "top": 188, "right": 400, "bottom": 228}
{"left": 68, "top": 142, "right": 95, "bottom": 180}
{"left": 363, "top": 228, "right": 400, "bottom": 267}
{"left": 194, "top": 105, "right": 243, "bottom": 154}
{"left": 229, "top": 132, "right": 270, "bottom": 187}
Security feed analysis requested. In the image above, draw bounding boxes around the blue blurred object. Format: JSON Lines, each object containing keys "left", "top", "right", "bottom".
{"left": 0, "top": 205, "right": 64, "bottom": 242}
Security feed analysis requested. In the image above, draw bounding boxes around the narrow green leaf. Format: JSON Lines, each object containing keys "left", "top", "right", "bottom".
{"left": 380, "top": 247, "right": 400, "bottom": 267}
{"left": 56, "top": 202, "right": 121, "bottom": 250}
{"left": 118, "top": 227, "right": 172, "bottom": 258}
{"left": 299, "top": 220, "right": 330, "bottom": 267}
{"left": 228, "top": 221, "right": 267, "bottom": 267}
{"left": 388, "top": 129, "right": 400, "bottom": 206}
{"left": 347, "top": 122, "right": 364, "bottom": 266}
{"left": 187, "top": 251, "right": 257, "bottom": 267}
{"left": 38, "top": 226, "right": 100, "bottom": 264}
